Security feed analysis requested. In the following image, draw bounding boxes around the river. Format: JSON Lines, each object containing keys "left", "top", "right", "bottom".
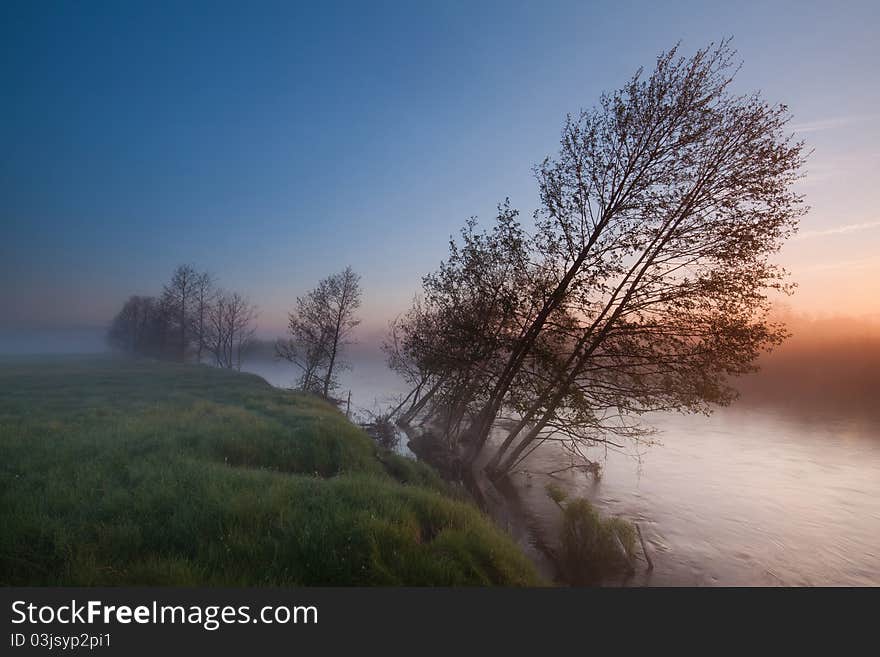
{"left": 243, "top": 357, "right": 880, "bottom": 586}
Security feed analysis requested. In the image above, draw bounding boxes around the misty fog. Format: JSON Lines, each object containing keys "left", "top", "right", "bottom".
{"left": 5, "top": 313, "right": 879, "bottom": 420}
{"left": 735, "top": 313, "right": 880, "bottom": 419}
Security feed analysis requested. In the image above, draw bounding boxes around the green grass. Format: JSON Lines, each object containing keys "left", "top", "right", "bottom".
{"left": 558, "top": 499, "right": 636, "bottom": 585}
{"left": 0, "top": 355, "right": 540, "bottom": 586}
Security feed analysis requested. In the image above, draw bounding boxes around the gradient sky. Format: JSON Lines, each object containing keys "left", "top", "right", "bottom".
{"left": 2, "top": 0, "right": 879, "bottom": 341}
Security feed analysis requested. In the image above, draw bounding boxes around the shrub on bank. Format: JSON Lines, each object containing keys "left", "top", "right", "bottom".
{"left": 547, "top": 485, "right": 636, "bottom": 585}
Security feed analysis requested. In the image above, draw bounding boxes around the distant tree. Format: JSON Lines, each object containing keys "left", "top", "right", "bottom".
{"left": 107, "top": 295, "right": 177, "bottom": 359}
{"left": 277, "top": 267, "right": 362, "bottom": 399}
{"left": 162, "top": 264, "right": 199, "bottom": 362}
{"left": 109, "top": 265, "right": 256, "bottom": 368}
{"left": 150, "top": 295, "right": 178, "bottom": 359}
{"left": 206, "top": 291, "right": 258, "bottom": 370}
{"left": 107, "top": 295, "right": 158, "bottom": 355}
{"left": 276, "top": 299, "right": 332, "bottom": 393}
{"left": 189, "top": 271, "right": 216, "bottom": 363}
{"left": 319, "top": 267, "right": 362, "bottom": 398}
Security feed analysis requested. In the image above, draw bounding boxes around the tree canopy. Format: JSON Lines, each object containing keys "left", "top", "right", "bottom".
{"left": 390, "top": 42, "right": 807, "bottom": 477}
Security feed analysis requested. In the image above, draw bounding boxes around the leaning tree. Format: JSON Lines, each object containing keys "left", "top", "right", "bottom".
{"left": 397, "top": 41, "right": 807, "bottom": 477}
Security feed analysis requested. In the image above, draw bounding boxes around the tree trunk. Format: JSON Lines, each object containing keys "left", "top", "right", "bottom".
{"left": 398, "top": 378, "right": 443, "bottom": 425}
{"left": 388, "top": 384, "right": 420, "bottom": 419}
{"left": 491, "top": 172, "right": 710, "bottom": 474}
{"left": 466, "top": 234, "right": 603, "bottom": 463}
{"left": 322, "top": 335, "right": 339, "bottom": 399}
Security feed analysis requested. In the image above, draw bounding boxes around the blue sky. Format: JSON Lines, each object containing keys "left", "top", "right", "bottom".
{"left": 2, "top": 0, "right": 879, "bottom": 338}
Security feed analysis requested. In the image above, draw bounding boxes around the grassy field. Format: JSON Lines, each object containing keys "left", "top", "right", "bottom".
{"left": 0, "top": 356, "right": 540, "bottom": 586}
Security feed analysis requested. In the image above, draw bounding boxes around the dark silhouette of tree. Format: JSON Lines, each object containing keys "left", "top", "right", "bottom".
{"left": 107, "top": 295, "right": 177, "bottom": 359}
{"left": 397, "top": 41, "right": 807, "bottom": 477}
{"left": 205, "top": 291, "right": 258, "bottom": 370}
{"left": 277, "top": 267, "right": 361, "bottom": 399}
{"left": 382, "top": 301, "right": 437, "bottom": 420}
{"left": 110, "top": 266, "right": 255, "bottom": 369}
{"left": 276, "top": 296, "right": 332, "bottom": 393}
{"left": 319, "top": 267, "right": 362, "bottom": 398}
{"left": 189, "top": 271, "right": 216, "bottom": 363}
{"left": 161, "top": 264, "right": 198, "bottom": 362}
{"left": 107, "top": 295, "right": 159, "bottom": 355}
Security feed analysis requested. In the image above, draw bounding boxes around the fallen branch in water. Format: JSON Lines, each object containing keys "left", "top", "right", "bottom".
{"left": 546, "top": 460, "right": 602, "bottom": 479}
{"left": 635, "top": 522, "right": 654, "bottom": 572}
{"left": 612, "top": 528, "right": 636, "bottom": 576}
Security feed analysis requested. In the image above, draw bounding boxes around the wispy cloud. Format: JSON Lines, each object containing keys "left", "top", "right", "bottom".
{"left": 796, "top": 220, "right": 880, "bottom": 240}
{"left": 799, "top": 256, "right": 879, "bottom": 273}
{"left": 789, "top": 115, "right": 877, "bottom": 134}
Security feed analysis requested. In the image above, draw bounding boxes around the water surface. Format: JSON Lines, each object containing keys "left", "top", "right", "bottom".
{"left": 500, "top": 407, "right": 880, "bottom": 586}
{"left": 246, "top": 357, "right": 880, "bottom": 586}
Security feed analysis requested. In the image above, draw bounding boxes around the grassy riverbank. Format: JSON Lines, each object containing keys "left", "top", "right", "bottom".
{"left": 0, "top": 356, "right": 540, "bottom": 586}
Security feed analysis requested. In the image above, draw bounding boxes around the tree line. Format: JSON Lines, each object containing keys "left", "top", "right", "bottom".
{"left": 384, "top": 42, "right": 807, "bottom": 478}
{"left": 107, "top": 265, "right": 363, "bottom": 403}
{"left": 107, "top": 265, "right": 257, "bottom": 369}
